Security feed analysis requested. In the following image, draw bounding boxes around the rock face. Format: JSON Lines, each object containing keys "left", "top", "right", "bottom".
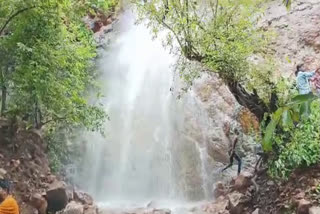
{"left": 262, "top": 0, "right": 320, "bottom": 76}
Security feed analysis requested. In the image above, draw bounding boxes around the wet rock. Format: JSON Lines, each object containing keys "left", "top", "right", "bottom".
{"left": 57, "top": 201, "right": 84, "bottom": 214}
{"left": 153, "top": 209, "right": 171, "bottom": 214}
{"left": 29, "top": 193, "right": 48, "bottom": 214}
{"left": 309, "top": 206, "right": 320, "bottom": 214}
{"left": 74, "top": 190, "right": 93, "bottom": 205}
{"left": 83, "top": 205, "right": 98, "bottom": 214}
{"left": 202, "top": 196, "right": 229, "bottom": 214}
{"left": 46, "top": 181, "right": 68, "bottom": 212}
{"left": 92, "top": 21, "right": 103, "bottom": 33}
{"left": 213, "top": 181, "right": 226, "bottom": 198}
{"left": 297, "top": 199, "right": 311, "bottom": 214}
{"left": 232, "top": 172, "right": 253, "bottom": 193}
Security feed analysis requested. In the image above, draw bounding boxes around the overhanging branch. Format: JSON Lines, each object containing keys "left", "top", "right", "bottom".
{"left": 0, "top": 6, "right": 36, "bottom": 36}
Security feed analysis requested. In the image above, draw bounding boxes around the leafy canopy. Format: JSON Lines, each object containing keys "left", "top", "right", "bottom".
{"left": 0, "top": 0, "right": 117, "bottom": 131}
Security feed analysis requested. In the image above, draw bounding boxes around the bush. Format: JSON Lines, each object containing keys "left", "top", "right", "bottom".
{"left": 268, "top": 100, "right": 320, "bottom": 179}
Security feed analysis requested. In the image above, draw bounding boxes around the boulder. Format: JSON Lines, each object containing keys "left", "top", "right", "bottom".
{"left": 74, "top": 190, "right": 93, "bottom": 205}
{"left": 57, "top": 201, "right": 84, "bottom": 214}
{"left": 29, "top": 193, "right": 48, "bottom": 214}
{"left": 213, "top": 181, "right": 226, "bottom": 198}
{"left": 309, "top": 206, "right": 320, "bottom": 214}
{"left": 46, "top": 181, "right": 68, "bottom": 212}
{"left": 228, "top": 192, "right": 247, "bottom": 214}
{"left": 297, "top": 199, "right": 311, "bottom": 214}
{"left": 232, "top": 172, "right": 253, "bottom": 193}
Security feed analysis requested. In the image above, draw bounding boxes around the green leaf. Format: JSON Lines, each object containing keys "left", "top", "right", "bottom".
{"left": 282, "top": 108, "right": 293, "bottom": 127}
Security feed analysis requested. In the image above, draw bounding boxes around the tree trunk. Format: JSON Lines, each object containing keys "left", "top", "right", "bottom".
{"left": 1, "top": 85, "right": 6, "bottom": 116}
{"left": 227, "top": 80, "right": 270, "bottom": 122}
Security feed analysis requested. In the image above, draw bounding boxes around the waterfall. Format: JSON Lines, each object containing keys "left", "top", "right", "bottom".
{"left": 73, "top": 10, "right": 220, "bottom": 210}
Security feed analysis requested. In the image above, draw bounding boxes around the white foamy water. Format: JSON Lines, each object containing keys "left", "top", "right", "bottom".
{"left": 72, "top": 10, "right": 221, "bottom": 213}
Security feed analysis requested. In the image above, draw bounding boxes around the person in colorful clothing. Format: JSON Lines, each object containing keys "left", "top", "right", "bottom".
{"left": 311, "top": 68, "right": 320, "bottom": 96}
{"left": 0, "top": 179, "right": 19, "bottom": 214}
{"left": 295, "top": 63, "right": 315, "bottom": 95}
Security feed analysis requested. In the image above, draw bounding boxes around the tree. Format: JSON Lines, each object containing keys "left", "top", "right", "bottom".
{"left": 135, "top": 0, "right": 278, "bottom": 121}
{"left": 0, "top": 0, "right": 117, "bottom": 130}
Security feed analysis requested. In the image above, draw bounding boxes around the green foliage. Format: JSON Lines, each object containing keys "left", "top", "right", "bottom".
{"left": 135, "top": 0, "right": 270, "bottom": 85}
{"left": 262, "top": 93, "right": 317, "bottom": 152}
{"left": 268, "top": 100, "right": 320, "bottom": 179}
{"left": 0, "top": 0, "right": 117, "bottom": 131}
{"left": 45, "top": 125, "right": 82, "bottom": 173}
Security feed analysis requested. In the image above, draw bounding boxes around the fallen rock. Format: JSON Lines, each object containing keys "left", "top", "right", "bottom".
{"left": 213, "top": 181, "right": 226, "bottom": 198}
{"left": 228, "top": 192, "right": 247, "bottom": 214}
{"left": 297, "top": 199, "right": 311, "bottom": 214}
{"left": 232, "top": 172, "right": 253, "bottom": 193}
{"left": 74, "top": 190, "right": 93, "bottom": 205}
{"left": 29, "top": 193, "right": 48, "bottom": 214}
{"left": 46, "top": 181, "right": 68, "bottom": 212}
{"left": 309, "top": 206, "right": 320, "bottom": 214}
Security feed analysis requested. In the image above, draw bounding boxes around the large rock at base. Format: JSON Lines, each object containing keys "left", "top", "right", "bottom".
{"left": 232, "top": 172, "right": 253, "bottom": 193}
{"left": 227, "top": 192, "right": 247, "bottom": 214}
{"left": 57, "top": 201, "right": 84, "bottom": 214}
{"left": 74, "top": 190, "right": 93, "bottom": 205}
{"left": 46, "top": 181, "right": 68, "bottom": 212}
{"left": 29, "top": 193, "right": 48, "bottom": 214}
{"left": 297, "top": 199, "right": 311, "bottom": 214}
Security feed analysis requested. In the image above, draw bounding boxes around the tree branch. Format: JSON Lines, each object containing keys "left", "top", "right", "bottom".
{"left": 0, "top": 6, "right": 36, "bottom": 36}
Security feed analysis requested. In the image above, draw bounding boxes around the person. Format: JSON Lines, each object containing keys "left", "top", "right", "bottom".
{"left": 311, "top": 68, "right": 320, "bottom": 96}
{"left": 222, "top": 123, "right": 242, "bottom": 175}
{"left": 0, "top": 179, "right": 19, "bottom": 214}
{"left": 295, "top": 63, "right": 315, "bottom": 95}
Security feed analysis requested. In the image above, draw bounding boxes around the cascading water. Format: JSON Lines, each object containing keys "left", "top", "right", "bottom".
{"left": 72, "top": 10, "right": 223, "bottom": 212}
